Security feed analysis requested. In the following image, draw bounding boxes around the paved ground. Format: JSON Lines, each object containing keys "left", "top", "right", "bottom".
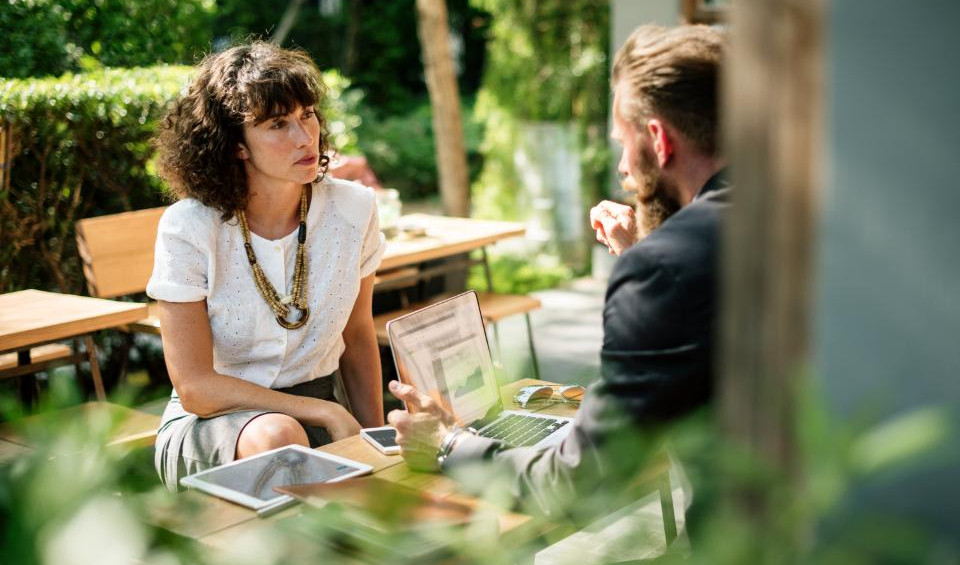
{"left": 491, "top": 276, "right": 607, "bottom": 387}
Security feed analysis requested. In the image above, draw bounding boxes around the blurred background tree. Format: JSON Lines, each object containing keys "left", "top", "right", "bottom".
{"left": 0, "top": 0, "right": 77, "bottom": 78}
{"left": 1, "top": 0, "right": 606, "bottom": 270}
{"left": 469, "top": 0, "right": 610, "bottom": 271}
{"left": 0, "top": 0, "right": 215, "bottom": 76}
{"left": 2, "top": 0, "right": 599, "bottom": 292}
{"left": 212, "top": 0, "right": 489, "bottom": 115}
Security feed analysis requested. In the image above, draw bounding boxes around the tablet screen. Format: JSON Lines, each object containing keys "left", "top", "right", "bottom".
{"left": 181, "top": 445, "right": 372, "bottom": 509}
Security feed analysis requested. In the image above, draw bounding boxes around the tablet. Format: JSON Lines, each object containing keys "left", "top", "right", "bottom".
{"left": 180, "top": 444, "right": 373, "bottom": 511}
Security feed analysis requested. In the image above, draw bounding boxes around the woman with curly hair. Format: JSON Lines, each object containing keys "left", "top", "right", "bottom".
{"left": 147, "top": 41, "right": 385, "bottom": 490}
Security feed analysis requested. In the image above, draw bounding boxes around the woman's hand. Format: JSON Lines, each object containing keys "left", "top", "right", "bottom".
{"left": 323, "top": 402, "right": 363, "bottom": 441}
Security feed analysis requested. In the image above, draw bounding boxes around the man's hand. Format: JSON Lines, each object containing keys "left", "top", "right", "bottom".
{"left": 589, "top": 200, "right": 638, "bottom": 256}
{"left": 386, "top": 380, "right": 457, "bottom": 471}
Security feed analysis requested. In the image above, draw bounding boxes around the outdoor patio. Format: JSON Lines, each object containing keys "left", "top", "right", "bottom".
{"left": 2, "top": 1, "right": 959, "bottom": 564}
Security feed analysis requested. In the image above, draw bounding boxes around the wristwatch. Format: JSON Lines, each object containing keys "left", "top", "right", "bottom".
{"left": 436, "top": 426, "right": 475, "bottom": 469}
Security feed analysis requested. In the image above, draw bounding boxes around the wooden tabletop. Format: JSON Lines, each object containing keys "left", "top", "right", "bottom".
{"left": 0, "top": 438, "right": 31, "bottom": 465}
{"left": 0, "top": 290, "right": 148, "bottom": 353}
{"left": 379, "top": 214, "right": 525, "bottom": 271}
{"left": 156, "top": 378, "right": 563, "bottom": 548}
{"left": 0, "top": 401, "right": 160, "bottom": 450}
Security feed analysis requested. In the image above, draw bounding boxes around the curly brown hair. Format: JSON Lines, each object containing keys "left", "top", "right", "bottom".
{"left": 154, "top": 41, "right": 332, "bottom": 220}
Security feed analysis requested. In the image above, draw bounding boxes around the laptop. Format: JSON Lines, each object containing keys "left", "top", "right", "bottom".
{"left": 386, "top": 291, "right": 574, "bottom": 448}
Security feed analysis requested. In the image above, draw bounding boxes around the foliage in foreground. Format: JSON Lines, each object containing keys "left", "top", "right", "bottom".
{"left": 0, "top": 378, "right": 955, "bottom": 564}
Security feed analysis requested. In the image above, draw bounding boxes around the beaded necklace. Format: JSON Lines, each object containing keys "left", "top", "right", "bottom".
{"left": 237, "top": 185, "right": 310, "bottom": 329}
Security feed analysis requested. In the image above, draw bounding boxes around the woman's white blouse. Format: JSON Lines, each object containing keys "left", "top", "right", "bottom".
{"left": 146, "top": 177, "right": 386, "bottom": 389}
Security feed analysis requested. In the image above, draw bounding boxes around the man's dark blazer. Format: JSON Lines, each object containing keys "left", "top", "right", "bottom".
{"left": 443, "top": 171, "right": 731, "bottom": 516}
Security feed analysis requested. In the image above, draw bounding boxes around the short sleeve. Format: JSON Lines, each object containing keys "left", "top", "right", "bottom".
{"left": 358, "top": 197, "right": 386, "bottom": 278}
{"left": 146, "top": 203, "right": 210, "bottom": 302}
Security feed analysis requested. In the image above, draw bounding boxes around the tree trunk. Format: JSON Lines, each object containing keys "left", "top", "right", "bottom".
{"left": 0, "top": 124, "right": 11, "bottom": 192}
{"left": 415, "top": 0, "right": 470, "bottom": 217}
{"left": 718, "top": 0, "right": 824, "bottom": 558}
{"left": 272, "top": 0, "right": 306, "bottom": 46}
{"left": 344, "top": 0, "right": 361, "bottom": 75}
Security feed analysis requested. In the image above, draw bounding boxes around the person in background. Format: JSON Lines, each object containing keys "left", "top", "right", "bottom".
{"left": 329, "top": 154, "right": 383, "bottom": 189}
{"left": 388, "top": 24, "right": 729, "bottom": 518}
{"left": 148, "top": 41, "right": 385, "bottom": 490}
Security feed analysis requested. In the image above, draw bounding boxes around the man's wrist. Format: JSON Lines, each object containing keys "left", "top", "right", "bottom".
{"left": 436, "top": 426, "right": 474, "bottom": 470}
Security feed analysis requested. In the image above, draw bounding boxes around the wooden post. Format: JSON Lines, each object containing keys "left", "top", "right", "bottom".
{"left": 718, "top": 0, "right": 824, "bottom": 557}
{"left": 415, "top": 0, "right": 471, "bottom": 217}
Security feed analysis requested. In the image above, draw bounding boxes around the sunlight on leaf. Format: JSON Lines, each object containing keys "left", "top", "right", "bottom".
{"left": 42, "top": 496, "right": 148, "bottom": 565}
{"left": 850, "top": 407, "right": 951, "bottom": 475}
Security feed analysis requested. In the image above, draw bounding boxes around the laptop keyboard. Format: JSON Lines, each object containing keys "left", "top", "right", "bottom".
{"left": 479, "top": 414, "right": 570, "bottom": 447}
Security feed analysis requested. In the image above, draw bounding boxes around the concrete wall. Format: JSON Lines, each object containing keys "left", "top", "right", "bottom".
{"left": 611, "top": 0, "right": 679, "bottom": 50}
{"left": 816, "top": 1, "right": 960, "bottom": 540}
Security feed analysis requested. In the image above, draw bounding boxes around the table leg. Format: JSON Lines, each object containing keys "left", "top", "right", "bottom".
{"left": 16, "top": 350, "right": 38, "bottom": 406}
{"left": 82, "top": 336, "right": 107, "bottom": 401}
{"left": 524, "top": 313, "right": 541, "bottom": 380}
{"left": 480, "top": 247, "right": 495, "bottom": 292}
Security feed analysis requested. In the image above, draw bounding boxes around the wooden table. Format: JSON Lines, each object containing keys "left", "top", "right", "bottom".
{"left": 378, "top": 213, "right": 525, "bottom": 273}
{"left": 0, "top": 437, "right": 30, "bottom": 464}
{"left": 372, "top": 214, "right": 539, "bottom": 373}
{"left": 149, "top": 379, "right": 679, "bottom": 559}
{"left": 152, "top": 379, "right": 560, "bottom": 552}
{"left": 0, "top": 289, "right": 149, "bottom": 400}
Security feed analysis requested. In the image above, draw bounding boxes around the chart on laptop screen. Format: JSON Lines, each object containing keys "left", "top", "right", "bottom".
{"left": 389, "top": 293, "right": 500, "bottom": 425}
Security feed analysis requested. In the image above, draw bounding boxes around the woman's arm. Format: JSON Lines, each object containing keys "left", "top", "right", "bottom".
{"left": 338, "top": 273, "right": 384, "bottom": 428}
{"left": 157, "top": 299, "right": 360, "bottom": 439}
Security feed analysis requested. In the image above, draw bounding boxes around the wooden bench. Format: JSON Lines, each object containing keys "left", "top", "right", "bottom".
{"left": 75, "top": 207, "right": 166, "bottom": 334}
{"left": 0, "top": 343, "right": 76, "bottom": 378}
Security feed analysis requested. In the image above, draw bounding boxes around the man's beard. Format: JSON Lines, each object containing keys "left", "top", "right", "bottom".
{"left": 620, "top": 147, "right": 681, "bottom": 238}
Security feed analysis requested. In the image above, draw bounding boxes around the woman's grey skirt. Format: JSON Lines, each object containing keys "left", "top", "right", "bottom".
{"left": 154, "top": 374, "right": 338, "bottom": 492}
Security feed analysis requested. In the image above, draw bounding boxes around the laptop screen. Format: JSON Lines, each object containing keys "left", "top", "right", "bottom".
{"left": 386, "top": 292, "right": 501, "bottom": 425}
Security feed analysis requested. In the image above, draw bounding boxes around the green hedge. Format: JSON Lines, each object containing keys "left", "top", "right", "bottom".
{"left": 0, "top": 66, "right": 360, "bottom": 294}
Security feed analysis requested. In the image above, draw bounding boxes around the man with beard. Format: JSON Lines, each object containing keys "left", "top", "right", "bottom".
{"left": 387, "top": 24, "right": 729, "bottom": 520}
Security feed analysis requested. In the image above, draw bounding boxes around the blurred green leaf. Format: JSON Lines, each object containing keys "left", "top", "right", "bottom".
{"left": 850, "top": 406, "right": 952, "bottom": 475}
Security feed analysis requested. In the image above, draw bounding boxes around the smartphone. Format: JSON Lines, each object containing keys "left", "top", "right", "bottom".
{"left": 360, "top": 426, "right": 401, "bottom": 455}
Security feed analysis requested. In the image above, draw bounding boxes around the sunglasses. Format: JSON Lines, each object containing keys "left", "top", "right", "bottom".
{"left": 513, "top": 384, "right": 586, "bottom": 409}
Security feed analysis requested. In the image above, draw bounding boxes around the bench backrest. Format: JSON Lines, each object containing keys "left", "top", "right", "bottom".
{"left": 75, "top": 207, "right": 166, "bottom": 299}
